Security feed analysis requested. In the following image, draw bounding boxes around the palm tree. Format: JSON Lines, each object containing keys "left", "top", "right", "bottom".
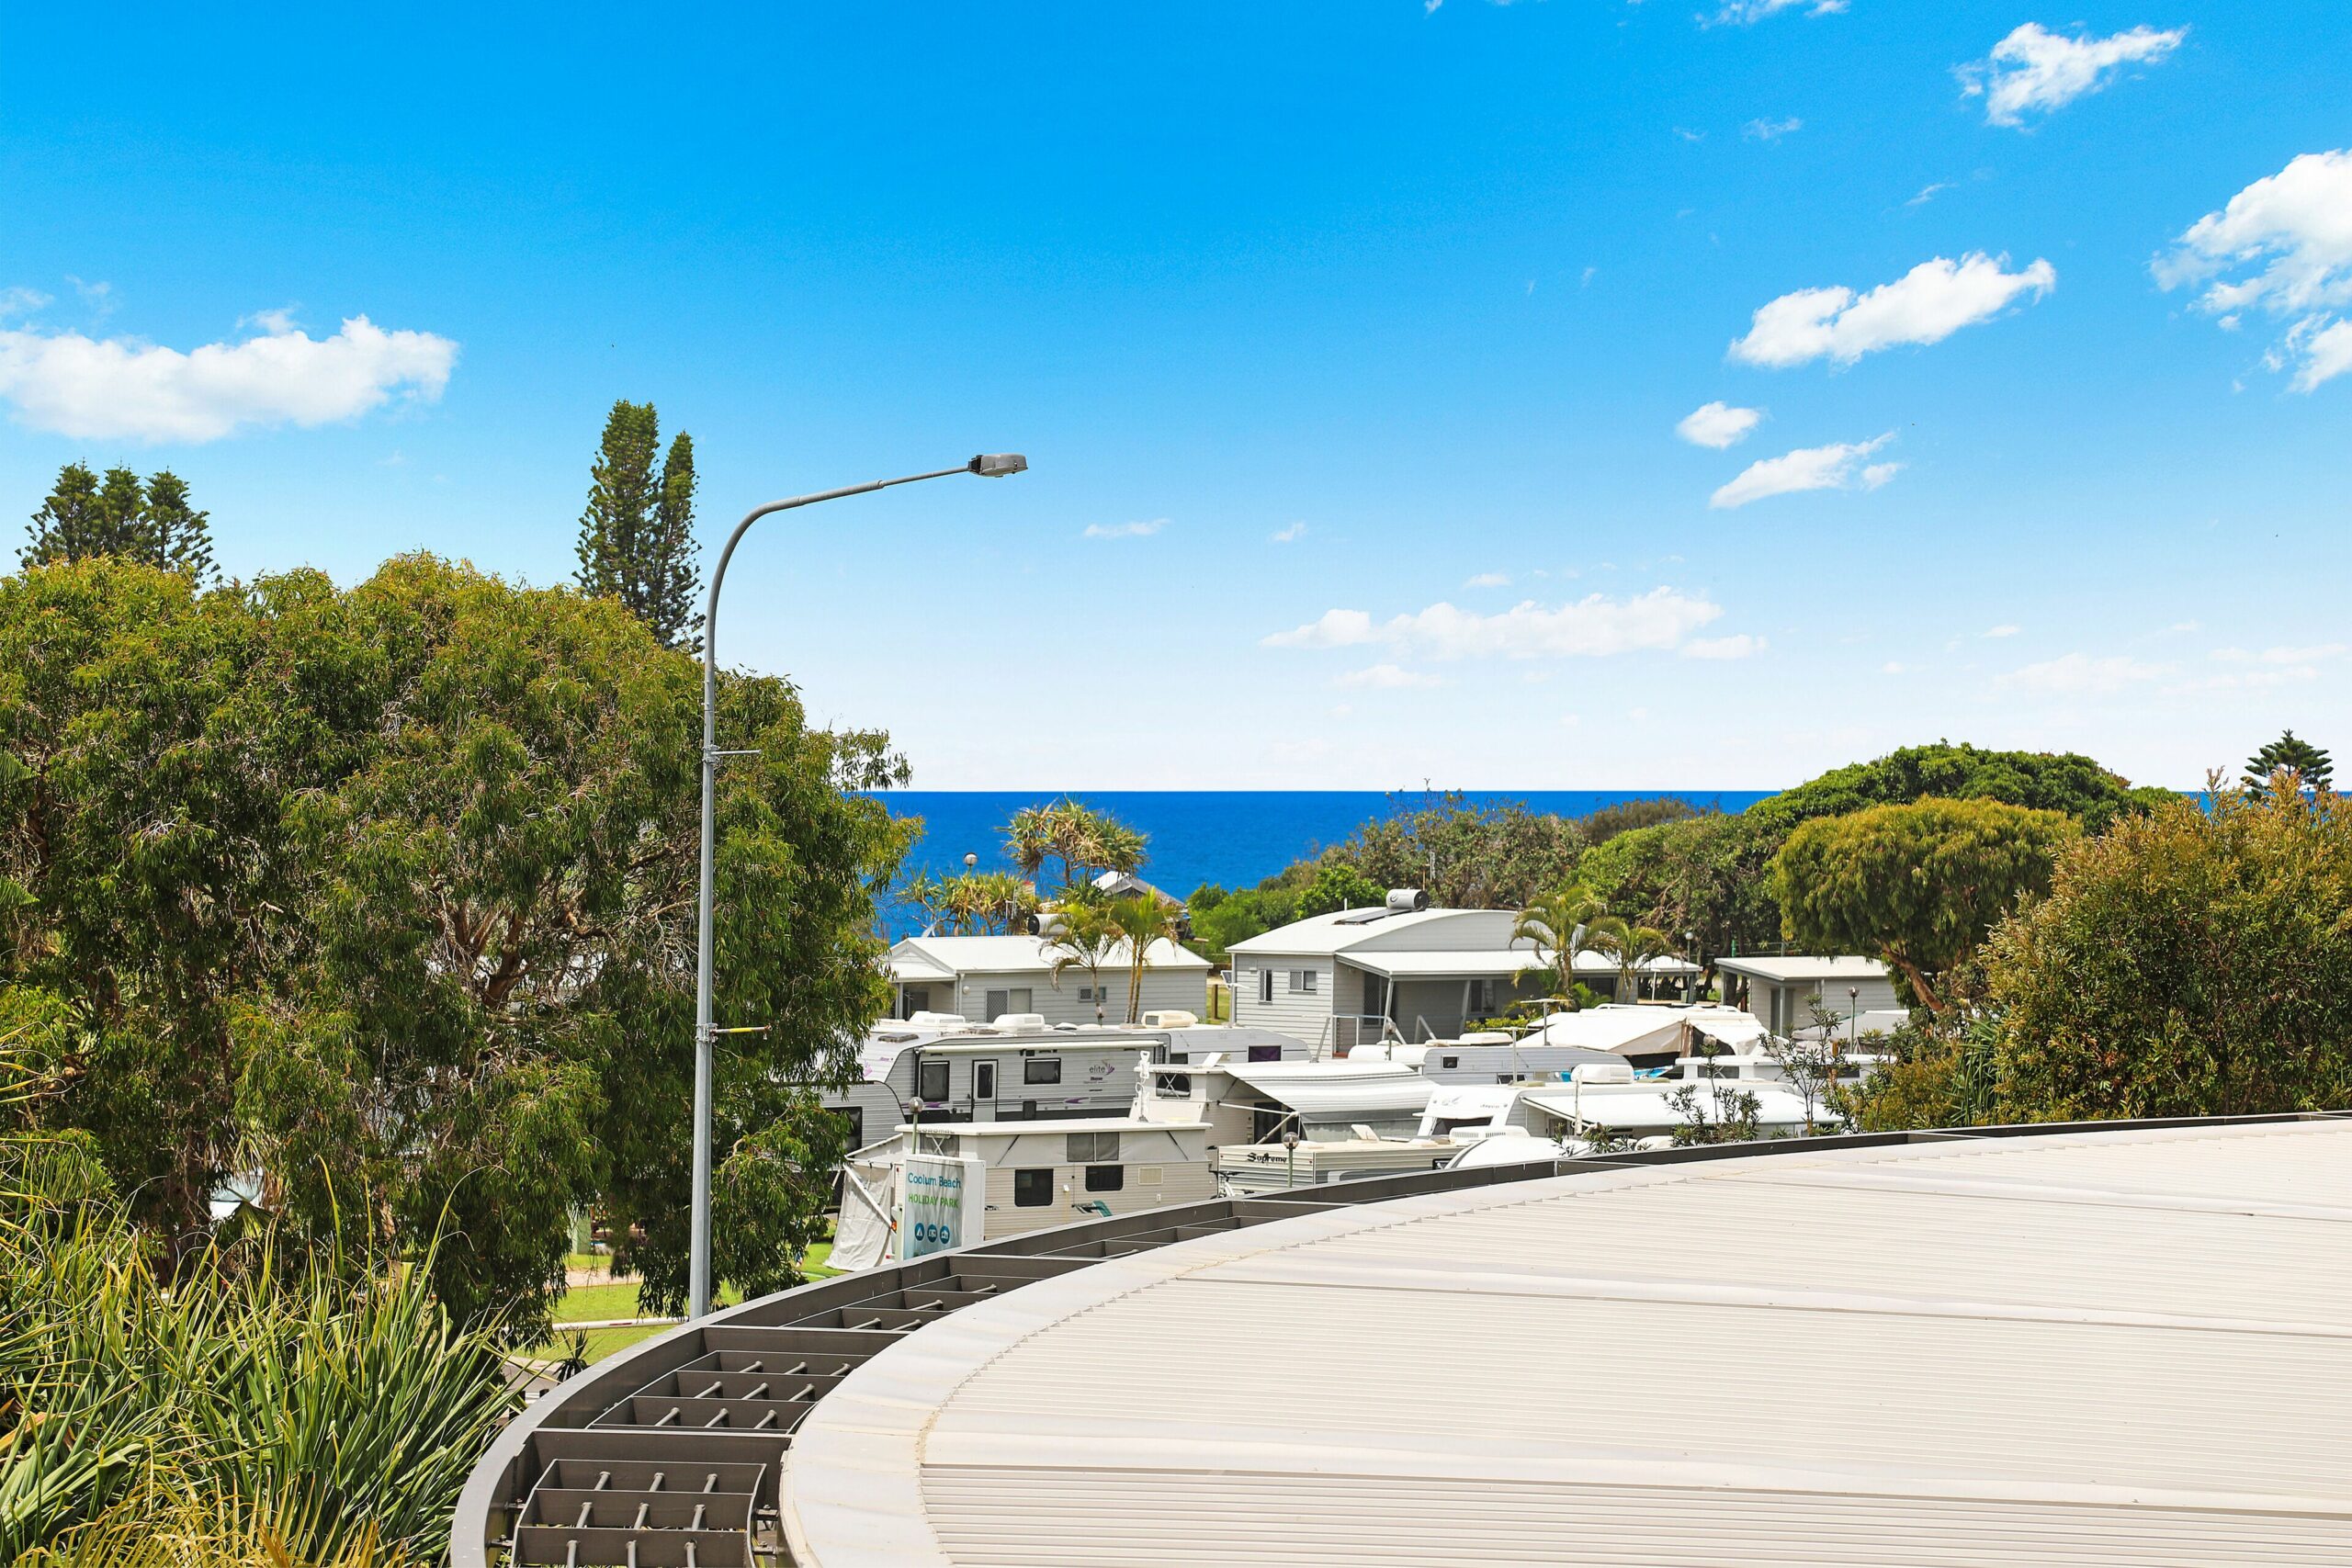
{"left": 1106, "top": 893, "right": 1185, "bottom": 1023}
{"left": 1044, "top": 899, "right": 1121, "bottom": 1022}
{"left": 1584, "top": 920, "right": 1674, "bottom": 1003}
{"left": 1512, "top": 885, "right": 1609, "bottom": 1001}
{"left": 1002, "top": 799, "right": 1148, "bottom": 893}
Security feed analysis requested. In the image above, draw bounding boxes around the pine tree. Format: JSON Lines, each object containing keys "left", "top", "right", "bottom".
{"left": 21, "top": 462, "right": 107, "bottom": 567}
{"left": 2244, "top": 729, "right": 2334, "bottom": 795}
{"left": 650, "top": 432, "right": 703, "bottom": 653}
{"left": 144, "top": 470, "right": 216, "bottom": 583}
{"left": 575, "top": 400, "right": 703, "bottom": 649}
{"left": 22, "top": 462, "right": 216, "bottom": 580}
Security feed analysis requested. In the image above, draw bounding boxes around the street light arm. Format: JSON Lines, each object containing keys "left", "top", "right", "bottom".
{"left": 689, "top": 456, "right": 1021, "bottom": 1320}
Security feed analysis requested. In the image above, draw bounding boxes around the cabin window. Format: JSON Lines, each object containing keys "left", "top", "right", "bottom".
{"left": 916, "top": 1060, "right": 949, "bottom": 1103}
{"left": 1258, "top": 969, "right": 1274, "bottom": 1005}
{"left": 1465, "top": 978, "right": 1497, "bottom": 1014}
{"left": 1067, "top": 1131, "right": 1120, "bottom": 1162}
{"left": 1084, "top": 1164, "right": 1125, "bottom": 1192}
{"left": 985, "top": 987, "right": 1034, "bottom": 1020}
{"left": 1248, "top": 1044, "right": 1283, "bottom": 1063}
{"left": 1012, "top": 1168, "right": 1054, "bottom": 1207}
{"left": 1288, "top": 969, "right": 1317, "bottom": 994}
{"left": 1023, "top": 1057, "right": 1063, "bottom": 1086}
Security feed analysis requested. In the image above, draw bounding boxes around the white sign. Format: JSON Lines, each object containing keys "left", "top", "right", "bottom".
{"left": 901, "top": 1154, "right": 985, "bottom": 1259}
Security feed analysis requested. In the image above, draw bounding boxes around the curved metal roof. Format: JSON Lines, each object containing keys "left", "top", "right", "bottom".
{"left": 453, "top": 1113, "right": 2352, "bottom": 1568}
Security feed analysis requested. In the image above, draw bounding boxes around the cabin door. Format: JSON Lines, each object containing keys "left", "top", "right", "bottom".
{"left": 972, "top": 1059, "right": 1000, "bottom": 1122}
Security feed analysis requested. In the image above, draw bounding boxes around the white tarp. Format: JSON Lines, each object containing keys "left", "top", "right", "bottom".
{"left": 1219, "top": 1061, "right": 1433, "bottom": 1119}
{"left": 1524, "top": 1007, "right": 1688, "bottom": 1058}
{"left": 1686, "top": 1010, "right": 1770, "bottom": 1049}
{"left": 828, "top": 1152, "right": 899, "bottom": 1272}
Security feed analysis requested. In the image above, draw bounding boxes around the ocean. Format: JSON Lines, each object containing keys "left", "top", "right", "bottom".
{"left": 865, "top": 788, "right": 1777, "bottom": 934}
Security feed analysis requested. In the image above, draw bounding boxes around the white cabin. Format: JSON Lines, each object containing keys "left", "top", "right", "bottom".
{"left": 887, "top": 933, "right": 1212, "bottom": 1025}
{"left": 1713, "top": 954, "right": 1899, "bottom": 1037}
{"left": 1228, "top": 902, "right": 1702, "bottom": 1053}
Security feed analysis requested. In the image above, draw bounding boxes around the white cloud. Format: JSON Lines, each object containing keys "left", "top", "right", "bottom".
{"left": 2287, "top": 315, "right": 2352, "bottom": 392}
{"left": 1730, "top": 252, "right": 2055, "bottom": 367}
{"left": 2156, "top": 149, "right": 2352, "bottom": 391}
{"left": 1683, "top": 634, "right": 1765, "bottom": 660}
{"left": 2000, "top": 652, "right": 2169, "bottom": 694}
{"left": 0, "top": 312, "right": 457, "bottom": 442}
{"left": 1984, "top": 623, "right": 2022, "bottom": 638}
{"left": 1958, "top": 23, "right": 2185, "bottom": 127}
{"left": 1704, "top": 0, "right": 1844, "bottom": 26}
{"left": 1882, "top": 660, "right": 1911, "bottom": 674}
{"left": 1743, "top": 116, "right": 1803, "bottom": 141}
{"left": 1335, "top": 662, "right": 1442, "bottom": 690}
{"left": 1675, "top": 400, "right": 1763, "bottom": 448}
{"left": 1710, "top": 434, "right": 1897, "bottom": 509}
{"left": 1464, "top": 571, "right": 1511, "bottom": 588}
{"left": 1675, "top": 127, "right": 1706, "bottom": 143}
{"left": 66, "top": 276, "right": 114, "bottom": 319}
{"left": 1271, "top": 522, "right": 1307, "bottom": 543}
{"left": 2212, "top": 642, "right": 2347, "bottom": 666}
{"left": 1264, "top": 588, "right": 1726, "bottom": 660}
{"left": 1083, "top": 518, "right": 1166, "bottom": 539}
{"left": 1907, "top": 182, "right": 1953, "bottom": 207}
{"left": 0, "top": 287, "right": 52, "bottom": 321}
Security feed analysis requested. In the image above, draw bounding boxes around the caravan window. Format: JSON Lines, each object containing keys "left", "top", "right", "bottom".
{"left": 1067, "top": 1131, "right": 1120, "bottom": 1162}
{"left": 1084, "top": 1164, "right": 1125, "bottom": 1192}
{"left": 1024, "top": 1057, "right": 1062, "bottom": 1086}
{"left": 916, "top": 1060, "right": 949, "bottom": 1103}
{"left": 1012, "top": 1168, "right": 1054, "bottom": 1206}
{"left": 1248, "top": 1044, "right": 1283, "bottom": 1063}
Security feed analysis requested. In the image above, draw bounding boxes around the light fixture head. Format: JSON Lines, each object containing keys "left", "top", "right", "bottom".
{"left": 969, "top": 453, "right": 1028, "bottom": 478}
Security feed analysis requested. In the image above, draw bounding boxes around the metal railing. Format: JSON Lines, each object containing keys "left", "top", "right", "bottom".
{"left": 450, "top": 1109, "right": 2350, "bottom": 1567}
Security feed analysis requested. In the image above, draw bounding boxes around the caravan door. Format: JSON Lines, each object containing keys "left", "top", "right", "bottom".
{"left": 972, "top": 1059, "right": 1000, "bottom": 1122}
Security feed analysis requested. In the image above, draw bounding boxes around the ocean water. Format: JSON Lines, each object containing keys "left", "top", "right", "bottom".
{"left": 865, "top": 788, "right": 1777, "bottom": 934}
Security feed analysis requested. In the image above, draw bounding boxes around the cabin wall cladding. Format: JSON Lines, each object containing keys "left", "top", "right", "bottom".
{"left": 1232, "top": 957, "right": 1334, "bottom": 1042}
{"left": 955, "top": 966, "right": 1207, "bottom": 1027}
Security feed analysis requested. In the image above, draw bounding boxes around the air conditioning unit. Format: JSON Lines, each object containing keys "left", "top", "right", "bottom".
{"left": 1141, "top": 1010, "right": 1198, "bottom": 1029}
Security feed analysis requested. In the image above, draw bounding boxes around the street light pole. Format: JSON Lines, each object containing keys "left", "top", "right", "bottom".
{"left": 690, "top": 453, "right": 1026, "bottom": 1320}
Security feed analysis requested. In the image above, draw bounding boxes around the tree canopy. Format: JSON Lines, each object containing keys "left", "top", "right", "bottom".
{"left": 1772, "top": 796, "right": 2077, "bottom": 1013}
{"left": 575, "top": 400, "right": 703, "bottom": 650}
{"left": 1981, "top": 784, "right": 2352, "bottom": 1122}
{"left": 1586, "top": 743, "right": 2166, "bottom": 957}
{"left": 2244, "top": 728, "right": 2333, "bottom": 794}
{"left": 0, "top": 553, "right": 908, "bottom": 1334}
{"left": 20, "top": 462, "right": 215, "bottom": 581}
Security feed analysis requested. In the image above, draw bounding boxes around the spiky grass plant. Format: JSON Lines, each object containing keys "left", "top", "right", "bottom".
{"left": 1, "top": 1021, "right": 519, "bottom": 1562}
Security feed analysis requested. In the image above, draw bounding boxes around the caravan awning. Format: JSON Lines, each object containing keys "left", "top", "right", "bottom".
{"left": 1219, "top": 1062, "right": 1433, "bottom": 1119}
{"left": 1341, "top": 950, "right": 1545, "bottom": 980}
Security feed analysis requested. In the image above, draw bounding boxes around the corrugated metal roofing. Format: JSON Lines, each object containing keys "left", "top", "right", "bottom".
{"left": 784, "top": 1118, "right": 2352, "bottom": 1567}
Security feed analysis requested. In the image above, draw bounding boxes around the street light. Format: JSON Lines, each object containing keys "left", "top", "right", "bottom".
{"left": 689, "top": 453, "right": 1026, "bottom": 1319}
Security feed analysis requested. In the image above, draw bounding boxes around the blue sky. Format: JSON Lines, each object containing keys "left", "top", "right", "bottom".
{"left": 4, "top": 3, "right": 2347, "bottom": 789}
